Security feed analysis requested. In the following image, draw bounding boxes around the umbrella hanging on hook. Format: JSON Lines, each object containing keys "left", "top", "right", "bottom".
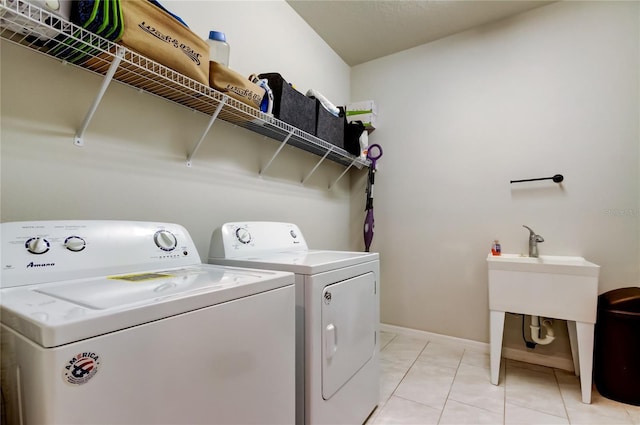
{"left": 364, "top": 144, "right": 383, "bottom": 252}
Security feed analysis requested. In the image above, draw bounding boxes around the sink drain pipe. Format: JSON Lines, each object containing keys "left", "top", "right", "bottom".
{"left": 530, "top": 316, "right": 555, "bottom": 345}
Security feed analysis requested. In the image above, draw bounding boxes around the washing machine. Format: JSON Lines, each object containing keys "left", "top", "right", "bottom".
{"left": 208, "top": 221, "right": 380, "bottom": 425}
{"left": 0, "top": 220, "right": 295, "bottom": 425}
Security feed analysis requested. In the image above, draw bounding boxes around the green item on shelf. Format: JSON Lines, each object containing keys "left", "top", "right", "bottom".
{"left": 51, "top": 0, "right": 124, "bottom": 64}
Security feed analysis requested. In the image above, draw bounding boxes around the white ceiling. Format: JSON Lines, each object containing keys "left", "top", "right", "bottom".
{"left": 286, "top": 1, "right": 556, "bottom": 66}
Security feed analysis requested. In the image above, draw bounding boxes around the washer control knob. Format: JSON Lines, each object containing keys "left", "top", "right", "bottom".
{"left": 154, "top": 230, "right": 177, "bottom": 252}
{"left": 64, "top": 236, "right": 86, "bottom": 252}
{"left": 26, "top": 237, "right": 50, "bottom": 254}
{"left": 235, "top": 228, "right": 252, "bottom": 244}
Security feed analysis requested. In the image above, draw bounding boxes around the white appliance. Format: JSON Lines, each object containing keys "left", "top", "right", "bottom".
{"left": 208, "top": 222, "right": 380, "bottom": 425}
{"left": 0, "top": 220, "right": 295, "bottom": 425}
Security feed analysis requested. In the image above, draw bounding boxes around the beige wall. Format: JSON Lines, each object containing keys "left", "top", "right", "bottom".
{"left": 2, "top": 1, "right": 639, "bottom": 365}
{"left": 1, "top": 1, "right": 356, "bottom": 258}
{"left": 351, "top": 1, "right": 640, "bottom": 360}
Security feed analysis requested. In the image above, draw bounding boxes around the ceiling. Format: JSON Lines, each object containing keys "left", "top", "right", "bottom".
{"left": 286, "top": 1, "right": 555, "bottom": 66}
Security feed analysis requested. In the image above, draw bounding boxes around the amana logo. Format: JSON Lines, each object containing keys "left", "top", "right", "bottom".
{"left": 26, "top": 262, "right": 55, "bottom": 268}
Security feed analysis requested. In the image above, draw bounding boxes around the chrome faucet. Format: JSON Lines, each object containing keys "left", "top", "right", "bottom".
{"left": 523, "top": 225, "right": 544, "bottom": 258}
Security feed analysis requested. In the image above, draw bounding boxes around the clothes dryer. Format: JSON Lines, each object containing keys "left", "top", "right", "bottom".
{"left": 208, "top": 222, "right": 379, "bottom": 425}
{"left": 0, "top": 220, "right": 295, "bottom": 425}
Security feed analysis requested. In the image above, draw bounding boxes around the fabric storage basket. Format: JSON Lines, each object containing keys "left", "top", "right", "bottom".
{"left": 119, "top": 0, "right": 209, "bottom": 86}
{"left": 315, "top": 100, "right": 344, "bottom": 149}
{"left": 258, "top": 73, "right": 316, "bottom": 135}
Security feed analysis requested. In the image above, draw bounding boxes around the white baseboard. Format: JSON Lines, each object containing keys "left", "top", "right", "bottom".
{"left": 380, "top": 323, "right": 489, "bottom": 352}
{"left": 380, "top": 323, "right": 574, "bottom": 372}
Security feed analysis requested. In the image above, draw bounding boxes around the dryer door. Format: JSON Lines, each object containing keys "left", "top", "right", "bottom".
{"left": 321, "top": 272, "right": 376, "bottom": 399}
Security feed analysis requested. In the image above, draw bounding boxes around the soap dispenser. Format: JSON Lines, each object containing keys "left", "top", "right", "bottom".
{"left": 491, "top": 240, "right": 501, "bottom": 256}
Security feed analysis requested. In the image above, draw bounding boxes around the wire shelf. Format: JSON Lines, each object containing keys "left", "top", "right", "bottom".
{"left": 0, "top": 0, "right": 369, "bottom": 169}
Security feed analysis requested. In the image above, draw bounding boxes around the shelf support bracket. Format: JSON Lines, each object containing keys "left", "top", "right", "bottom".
{"left": 74, "top": 47, "right": 125, "bottom": 147}
{"left": 260, "top": 128, "right": 295, "bottom": 175}
{"left": 302, "top": 148, "right": 332, "bottom": 185}
{"left": 328, "top": 157, "right": 358, "bottom": 190}
{"left": 186, "top": 97, "right": 227, "bottom": 167}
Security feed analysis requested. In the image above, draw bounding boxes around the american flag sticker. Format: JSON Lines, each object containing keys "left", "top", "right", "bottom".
{"left": 63, "top": 352, "right": 100, "bottom": 385}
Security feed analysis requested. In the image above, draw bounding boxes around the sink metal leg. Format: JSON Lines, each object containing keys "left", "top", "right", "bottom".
{"left": 576, "top": 321, "right": 594, "bottom": 404}
{"left": 567, "top": 320, "right": 580, "bottom": 376}
{"left": 489, "top": 310, "right": 505, "bottom": 385}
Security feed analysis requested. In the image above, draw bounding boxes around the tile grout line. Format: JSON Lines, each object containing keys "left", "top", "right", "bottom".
{"left": 371, "top": 332, "right": 401, "bottom": 422}
{"left": 446, "top": 398, "right": 508, "bottom": 418}
{"left": 505, "top": 362, "right": 572, "bottom": 422}
{"left": 503, "top": 357, "right": 507, "bottom": 425}
{"left": 379, "top": 332, "right": 398, "bottom": 351}
{"left": 555, "top": 368, "right": 638, "bottom": 425}
{"left": 375, "top": 337, "right": 431, "bottom": 420}
{"left": 554, "top": 368, "right": 572, "bottom": 424}
{"left": 372, "top": 333, "right": 401, "bottom": 419}
{"left": 435, "top": 347, "right": 466, "bottom": 425}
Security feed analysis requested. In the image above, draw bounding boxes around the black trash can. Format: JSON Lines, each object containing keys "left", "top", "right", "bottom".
{"left": 594, "top": 287, "right": 640, "bottom": 406}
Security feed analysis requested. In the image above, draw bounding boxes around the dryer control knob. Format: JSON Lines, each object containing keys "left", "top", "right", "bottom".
{"left": 64, "top": 236, "right": 86, "bottom": 252}
{"left": 235, "top": 228, "right": 252, "bottom": 244}
{"left": 26, "top": 237, "right": 50, "bottom": 254}
{"left": 154, "top": 230, "right": 177, "bottom": 251}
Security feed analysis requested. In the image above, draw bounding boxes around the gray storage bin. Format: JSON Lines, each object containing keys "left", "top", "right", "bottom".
{"left": 315, "top": 99, "right": 344, "bottom": 149}
{"left": 258, "top": 73, "right": 316, "bottom": 135}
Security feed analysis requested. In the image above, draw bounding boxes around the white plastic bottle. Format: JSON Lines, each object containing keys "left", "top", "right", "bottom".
{"left": 207, "top": 31, "right": 230, "bottom": 67}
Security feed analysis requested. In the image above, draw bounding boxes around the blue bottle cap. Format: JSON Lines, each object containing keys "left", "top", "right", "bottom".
{"left": 208, "top": 31, "right": 226, "bottom": 42}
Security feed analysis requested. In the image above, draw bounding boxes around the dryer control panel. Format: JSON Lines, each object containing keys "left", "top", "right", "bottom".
{"left": 209, "top": 222, "right": 308, "bottom": 259}
{"left": 1, "top": 221, "right": 200, "bottom": 288}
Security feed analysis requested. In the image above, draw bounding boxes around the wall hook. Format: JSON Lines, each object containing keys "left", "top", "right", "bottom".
{"left": 510, "top": 174, "right": 564, "bottom": 184}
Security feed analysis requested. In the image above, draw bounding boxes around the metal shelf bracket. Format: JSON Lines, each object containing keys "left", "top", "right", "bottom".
{"left": 186, "top": 97, "right": 227, "bottom": 167}
{"left": 302, "top": 148, "right": 332, "bottom": 185}
{"left": 74, "top": 47, "right": 125, "bottom": 147}
{"left": 328, "top": 157, "right": 358, "bottom": 190}
{"left": 259, "top": 128, "right": 295, "bottom": 175}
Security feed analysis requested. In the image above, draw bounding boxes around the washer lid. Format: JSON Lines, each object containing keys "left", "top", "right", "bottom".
{"left": 0, "top": 264, "right": 294, "bottom": 348}
{"left": 210, "top": 250, "right": 379, "bottom": 275}
{"left": 36, "top": 268, "right": 231, "bottom": 309}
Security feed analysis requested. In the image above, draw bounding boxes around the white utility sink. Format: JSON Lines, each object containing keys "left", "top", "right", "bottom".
{"left": 488, "top": 253, "right": 599, "bottom": 275}
{"left": 487, "top": 253, "right": 600, "bottom": 404}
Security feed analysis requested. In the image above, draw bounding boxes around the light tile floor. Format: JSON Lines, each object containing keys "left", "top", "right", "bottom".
{"left": 367, "top": 331, "right": 640, "bottom": 425}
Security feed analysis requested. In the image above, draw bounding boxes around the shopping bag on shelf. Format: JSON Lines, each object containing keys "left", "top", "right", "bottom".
{"left": 117, "top": 0, "right": 209, "bottom": 85}
{"left": 210, "top": 62, "right": 266, "bottom": 110}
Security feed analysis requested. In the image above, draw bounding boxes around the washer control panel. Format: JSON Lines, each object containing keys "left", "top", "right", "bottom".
{"left": 209, "top": 221, "right": 308, "bottom": 259}
{"left": 1, "top": 221, "right": 199, "bottom": 288}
